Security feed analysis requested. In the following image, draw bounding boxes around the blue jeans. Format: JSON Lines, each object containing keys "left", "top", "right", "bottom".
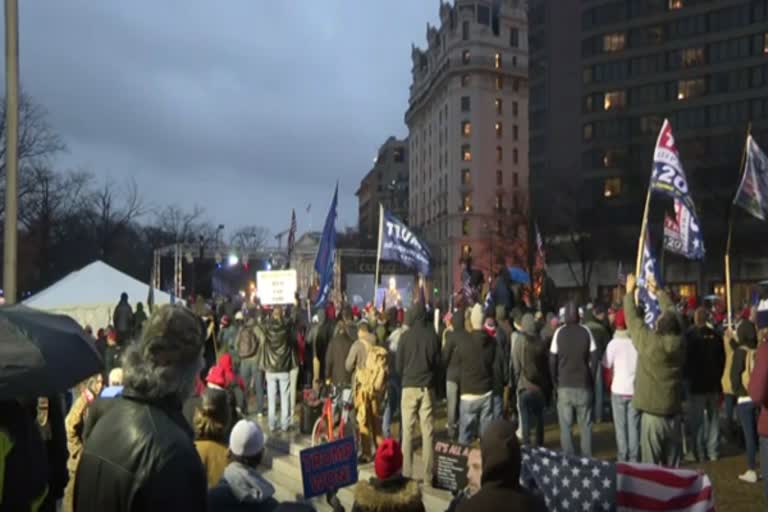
{"left": 459, "top": 394, "right": 493, "bottom": 444}
{"left": 737, "top": 401, "right": 759, "bottom": 470}
{"left": 556, "top": 387, "right": 593, "bottom": 456}
{"left": 446, "top": 381, "right": 459, "bottom": 436}
{"left": 240, "top": 359, "right": 264, "bottom": 414}
{"left": 519, "top": 388, "right": 545, "bottom": 447}
{"left": 266, "top": 372, "right": 291, "bottom": 431}
{"left": 688, "top": 393, "right": 720, "bottom": 461}
{"left": 724, "top": 394, "right": 736, "bottom": 424}
{"left": 612, "top": 394, "right": 641, "bottom": 462}
{"left": 594, "top": 367, "right": 607, "bottom": 423}
{"left": 761, "top": 437, "right": 768, "bottom": 498}
{"left": 383, "top": 378, "right": 401, "bottom": 439}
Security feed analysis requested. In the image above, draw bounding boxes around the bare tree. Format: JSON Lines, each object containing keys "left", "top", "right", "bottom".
{"left": 153, "top": 204, "right": 209, "bottom": 243}
{"left": 86, "top": 178, "right": 146, "bottom": 258}
{"left": 230, "top": 225, "right": 270, "bottom": 252}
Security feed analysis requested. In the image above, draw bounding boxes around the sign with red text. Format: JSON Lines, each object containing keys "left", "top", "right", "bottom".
{"left": 299, "top": 437, "right": 358, "bottom": 499}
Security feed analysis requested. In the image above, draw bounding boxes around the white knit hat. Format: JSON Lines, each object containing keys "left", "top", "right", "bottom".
{"left": 229, "top": 419, "right": 265, "bottom": 457}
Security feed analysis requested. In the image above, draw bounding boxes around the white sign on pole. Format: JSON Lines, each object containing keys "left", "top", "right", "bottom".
{"left": 257, "top": 270, "right": 297, "bottom": 305}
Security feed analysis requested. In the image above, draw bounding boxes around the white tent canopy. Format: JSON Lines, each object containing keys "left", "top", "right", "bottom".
{"left": 24, "top": 260, "right": 176, "bottom": 329}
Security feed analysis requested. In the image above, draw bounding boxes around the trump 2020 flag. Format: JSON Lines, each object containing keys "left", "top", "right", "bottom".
{"left": 734, "top": 135, "right": 768, "bottom": 221}
{"left": 313, "top": 184, "right": 338, "bottom": 308}
{"left": 378, "top": 206, "right": 432, "bottom": 276}
{"left": 638, "top": 232, "right": 662, "bottom": 328}
{"left": 663, "top": 198, "right": 705, "bottom": 260}
{"left": 650, "top": 119, "right": 697, "bottom": 215}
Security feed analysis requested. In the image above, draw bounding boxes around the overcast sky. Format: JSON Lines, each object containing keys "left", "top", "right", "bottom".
{"left": 5, "top": 1, "right": 440, "bottom": 238}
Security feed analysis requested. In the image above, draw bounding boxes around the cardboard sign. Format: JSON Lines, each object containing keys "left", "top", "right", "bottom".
{"left": 257, "top": 270, "right": 297, "bottom": 305}
{"left": 299, "top": 437, "right": 358, "bottom": 499}
{"left": 432, "top": 440, "right": 471, "bottom": 492}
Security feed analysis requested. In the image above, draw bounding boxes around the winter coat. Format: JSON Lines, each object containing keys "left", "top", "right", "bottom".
{"left": 443, "top": 310, "right": 469, "bottom": 384}
{"left": 73, "top": 391, "right": 207, "bottom": 512}
{"left": 113, "top": 300, "right": 134, "bottom": 335}
{"left": 583, "top": 311, "right": 610, "bottom": 357}
{"left": 624, "top": 291, "right": 685, "bottom": 417}
{"left": 308, "top": 311, "right": 335, "bottom": 383}
{"left": 455, "top": 331, "right": 499, "bottom": 396}
{"left": 396, "top": 303, "right": 441, "bottom": 389}
{"left": 325, "top": 323, "right": 355, "bottom": 387}
{"left": 103, "top": 343, "right": 123, "bottom": 376}
{"left": 256, "top": 317, "right": 296, "bottom": 373}
{"left": 749, "top": 340, "right": 768, "bottom": 437}
{"left": 456, "top": 420, "right": 544, "bottom": 512}
{"left": 684, "top": 325, "right": 725, "bottom": 394}
{"left": 495, "top": 324, "right": 512, "bottom": 390}
{"left": 133, "top": 305, "right": 148, "bottom": 338}
{"left": 41, "top": 394, "right": 69, "bottom": 512}
{"left": 195, "top": 440, "right": 229, "bottom": 488}
{"left": 351, "top": 476, "right": 425, "bottom": 512}
{"left": 208, "top": 461, "right": 279, "bottom": 512}
{"left": 512, "top": 332, "right": 552, "bottom": 403}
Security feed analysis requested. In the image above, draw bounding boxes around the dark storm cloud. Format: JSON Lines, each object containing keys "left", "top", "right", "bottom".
{"left": 5, "top": 1, "right": 439, "bottom": 232}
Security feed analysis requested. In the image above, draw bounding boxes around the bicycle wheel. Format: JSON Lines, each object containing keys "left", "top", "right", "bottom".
{"left": 312, "top": 416, "right": 330, "bottom": 446}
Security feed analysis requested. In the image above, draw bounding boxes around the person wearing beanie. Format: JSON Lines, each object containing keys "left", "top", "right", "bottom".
{"left": 443, "top": 308, "right": 471, "bottom": 440}
{"left": 74, "top": 305, "right": 208, "bottom": 512}
{"left": 602, "top": 309, "right": 640, "bottom": 462}
{"left": 351, "top": 438, "right": 425, "bottom": 512}
{"left": 549, "top": 302, "right": 599, "bottom": 457}
{"left": 208, "top": 419, "right": 279, "bottom": 512}
{"left": 511, "top": 313, "right": 552, "bottom": 447}
{"left": 454, "top": 304, "right": 503, "bottom": 444}
{"left": 194, "top": 388, "right": 233, "bottom": 488}
{"left": 456, "top": 419, "right": 544, "bottom": 512}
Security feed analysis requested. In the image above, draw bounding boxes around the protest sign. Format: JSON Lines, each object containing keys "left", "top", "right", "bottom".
{"left": 299, "top": 437, "right": 358, "bottom": 499}
{"left": 256, "top": 270, "right": 297, "bottom": 305}
{"left": 432, "top": 440, "right": 470, "bottom": 492}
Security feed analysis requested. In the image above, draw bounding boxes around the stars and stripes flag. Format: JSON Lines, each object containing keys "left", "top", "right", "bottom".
{"left": 520, "top": 446, "right": 715, "bottom": 512}
{"left": 733, "top": 135, "right": 768, "bottom": 221}
{"left": 287, "top": 208, "right": 297, "bottom": 262}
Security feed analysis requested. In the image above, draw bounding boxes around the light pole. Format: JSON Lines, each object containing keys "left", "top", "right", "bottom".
{"left": 3, "top": 0, "right": 19, "bottom": 304}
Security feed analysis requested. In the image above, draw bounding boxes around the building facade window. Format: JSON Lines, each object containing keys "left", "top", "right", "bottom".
{"left": 669, "top": 0, "right": 683, "bottom": 9}
{"left": 512, "top": 101, "right": 518, "bottom": 117}
{"left": 461, "top": 96, "right": 471, "bottom": 112}
{"left": 463, "top": 50, "right": 471, "bottom": 64}
{"left": 495, "top": 52, "right": 502, "bottom": 69}
{"left": 463, "top": 21, "right": 470, "bottom": 41}
{"left": 513, "top": 172, "right": 519, "bottom": 187}
{"left": 462, "top": 168, "right": 471, "bottom": 185}
{"left": 462, "top": 145, "right": 472, "bottom": 161}
{"left": 510, "top": 28, "right": 519, "bottom": 48}
{"left": 604, "top": 177, "right": 622, "bottom": 198}
{"left": 461, "top": 74, "right": 471, "bottom": 86}
{"left": 496, "top": 76, "right": 504, "bottom": 90}
{"left": 677, "top": 78, "right": 706, "bottom": 100}
{"left": 583, "top": 123, "right": 593, "bottom": 141}
{"left": 513, "top": 148, "right": 519, "bottom": 164}
{"left": 462, "top": 121, "right": 472, "bottom": 136}
{"left": 462, "top": 218, "right": 470, "bottom": 235}
{"left": 603, "top": 33, "right": 625, "bottom": 52}
{"left": 496, "top": 146, "right": 503, "bottom": 162}
{"left": 764, "top": 33, "right": 768, "bottom": 53}
{"left": 495, "top": 122, "right": 503, "bottom": 137}
{"left": 496, "top": 169, "right": 503, "bottom": 185}
{"left": 512, "top": 194, "right": 519, "bottom": 210}
{"left": 463, "top": 193, "right": 472, "bottom": 212}
{"left": 495, "top": 98, "right": 503, "bottom": 114}
{"left": 495, "top": 193, "right": 503, "bottom": 210}
{"left": 604, "top": 90, "right": 626, "bottom": 111}
{"left": 513, "top": 125, "right": 519, "bottom": 141}
{"left": 462, "top": 244, "right": 471, "bottom": 256}
{"left": 680, "top": 47, "right": 705, "bottom": 68}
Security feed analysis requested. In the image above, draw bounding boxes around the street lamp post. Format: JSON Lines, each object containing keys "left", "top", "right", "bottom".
{"left": 3, "top": 0, "right": 19, "bottom": 304}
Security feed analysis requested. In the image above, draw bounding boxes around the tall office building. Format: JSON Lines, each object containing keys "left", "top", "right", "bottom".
{"left": 356, "top": 136, "right": 409, "bottom": 244}
{"left": 406, "top": 0, "right": 530, "bottom": 299}
{"left": 531, "top": 0, "right": 768, "bottom": 302}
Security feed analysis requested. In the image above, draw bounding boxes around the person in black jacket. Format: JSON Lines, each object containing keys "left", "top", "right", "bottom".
{"left": 113, "top": 292, "right": 134, "bottom": 344}
{"left": 455, "top": 305, "right": 503, "bottom": 444}
{"left": 730, "top": 319, "right": 760, "bottom": 483}
{"left": 443, "top": 308, "right": 468, "bottom": 440}
{"left": 73, "top": 305, "right": 208, "bottom": 512}
{"left": 396, "top": 302, "right": 440, "bottom": 484}
{"left": 684, "top": 307, "right": 726, "bottom": 462}
{"left": 256, "top": 306, "right": 297, "bottom": 433}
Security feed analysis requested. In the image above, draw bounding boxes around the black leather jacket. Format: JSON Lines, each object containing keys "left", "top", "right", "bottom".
{"left": 73, "top": 391, "right": 207, "bottom": 512}
{"left": 256, "top": 318, "right": 296, "bottom": 373}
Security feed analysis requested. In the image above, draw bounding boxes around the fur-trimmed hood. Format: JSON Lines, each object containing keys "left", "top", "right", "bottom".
{"left": 352, "top": 476, "right": 425, "bottom": 512}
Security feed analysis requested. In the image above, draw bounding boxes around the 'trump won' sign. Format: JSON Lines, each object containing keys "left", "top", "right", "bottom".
{"left": 299, "top": 437, "right": 358, "bottom": 499}
{"left": 380, "top": 208, "right": 432, "bottom": 276}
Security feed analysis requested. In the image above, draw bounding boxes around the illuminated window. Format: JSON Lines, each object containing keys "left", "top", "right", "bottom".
{"left": 495, "top": 98, "right": 503, "bottom": 114}
{"left": 603, "top": 33, "right": 625, "bottom": 52}
{"left": 495, "top": 122, "right": 503, "bottom": 138}
{"left": 764, "top": 33, "right": 768, "bottom": 54}
{"left": 495, "top": 52, "right": 502, "bottom": 69}
{"left": 461, "top": 168, "right": 471, "bottom": 185}
{"left": 461, "top": 74, "right": 471, "bottom": 86}
{"left": 463, "top": 50, "right": 471, "bottom": 64}
{"left": 462, "top": 121, "right": 472, "bottom": 136}
{"left": 463, "top": 193, "right": 472, "bottom": 212}
{"left": 583, "top": 124, "right": 593, "bottom": 141}
{"left": 677, "top": 78, "right": 706, "bottom": 100}
{"left": 496, "top": 76, "right": 504, "bottom": 90}
{"left": 513, "top": 148, "right": 519, "bottom": 164}
{"left": 496, "top": 146, "right": 503, "bottom": 162}
{"left": 495, "top": 193, "right": 503, "bottom": 210}
{"left": 462, "top": 244, "right": 471, "bottom": 256}
{"left": 462, "top": 145, "right": 472, "bottom": 161}
{"left": 604, "top": 91, "right": 626, "bottom": 111}
{"left": 462, "top": 219, "right": 470, "bottom": 235}
{"left": 681, "top": 47, "right": 705, "bottom": 68}
{"left": 496, "top": 170, "right": 503, "bottom": 185}
{"left": 604, "top": 177, "right": 622, "bottom": 198}
{"left": 669, "top": 0, "right": 683, "bottom": 9}
{"left": 512, "top": 101, "right": 518, "bottom": 117}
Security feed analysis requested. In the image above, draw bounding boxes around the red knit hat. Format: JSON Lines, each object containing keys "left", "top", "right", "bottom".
{"left": 374, "top": 438, "right": 403, "bottom": 480}
{"left": 614, "top": 309, "right": 627, "bottom": 330}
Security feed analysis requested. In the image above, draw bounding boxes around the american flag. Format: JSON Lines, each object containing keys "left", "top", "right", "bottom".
{"left": 287, "top": 208, "right": 297, "bottom": 261}
{"left": 520, "top": 446, "right": 715, "bottom": 512}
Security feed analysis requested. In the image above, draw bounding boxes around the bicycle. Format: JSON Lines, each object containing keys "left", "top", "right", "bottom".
{"left": 311, "top": 383, "right": 356, "bottom": 446}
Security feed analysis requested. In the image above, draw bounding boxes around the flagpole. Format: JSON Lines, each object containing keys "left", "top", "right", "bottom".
{"left": 373, "top": 203, "right": 384, "bottom": 306}
{"left": 635, "top": 188, "right": 652, "bottom": 277}
{"left": 725, "top": 121, "right": 752, "bottom": 330}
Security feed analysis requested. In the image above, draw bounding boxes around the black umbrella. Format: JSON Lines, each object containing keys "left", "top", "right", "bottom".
{"left": 0, "top": 305, "right": 103, "bottom": 400}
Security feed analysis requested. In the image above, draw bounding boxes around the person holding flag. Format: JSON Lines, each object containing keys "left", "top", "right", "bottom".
{"left": 623, "top": 272, "right": 685, "bottom": 466}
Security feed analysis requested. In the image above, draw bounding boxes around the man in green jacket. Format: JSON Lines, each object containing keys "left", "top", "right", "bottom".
{"left": 624, "top": 273, "right": 685, "bottom": 467}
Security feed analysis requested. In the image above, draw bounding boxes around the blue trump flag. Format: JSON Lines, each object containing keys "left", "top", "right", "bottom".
{"left": 663, "top": 198, "right": 705, "bottom": 260}
{"left": 649, "top": 119, "right": 696, "bottom": 214}
{"left": 638, "top": 231, "right": 662, "bottom": 328}
{"left": 378, "top": 207, "right": 432, "bottom": 276}
{"left": 734, "top": 135, "right": 768, "bottom": 221}
{"left": 313, "top": 184, "right": 338, "bottom": 308}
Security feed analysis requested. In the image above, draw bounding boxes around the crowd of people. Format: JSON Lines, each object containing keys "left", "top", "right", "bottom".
{"left": 3, "top": 272, "right": 768, "bottom": 511}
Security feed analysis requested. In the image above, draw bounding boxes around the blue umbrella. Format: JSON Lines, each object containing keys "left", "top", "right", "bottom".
{"left": 507, "top": 266, "right": 531, "bottom": 284}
